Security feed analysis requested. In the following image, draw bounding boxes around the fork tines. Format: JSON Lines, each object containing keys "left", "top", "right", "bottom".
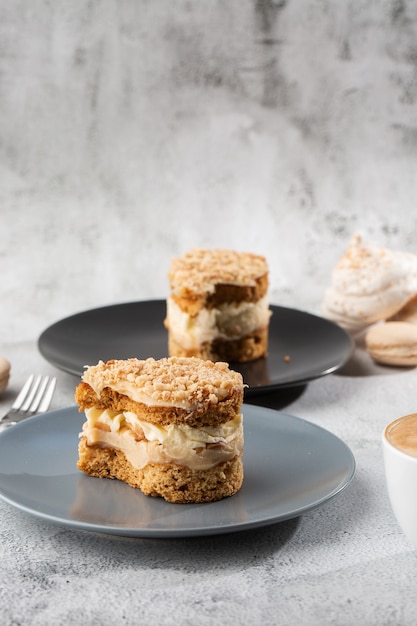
{"left": 13, "top": 374, "right": 57, "bottom": 414}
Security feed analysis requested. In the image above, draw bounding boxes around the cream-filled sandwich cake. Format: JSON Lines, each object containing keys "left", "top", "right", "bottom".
{"left": 75, "top": 357, "right": 244, "bottom": 503}
{"left": 165, "top": 248, "right": 272, "bottom": 362}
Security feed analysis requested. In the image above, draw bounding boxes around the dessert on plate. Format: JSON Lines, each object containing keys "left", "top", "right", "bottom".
{"left": 389, "top": 295, "right": 417, "bottom": 325}
{"left": 321, "top": 234, "right": 417, "bottom": 334}
{"left": 165, "top": 248, "right": 272, "bottom": 362}
{"left": 75, "top": 356, "right": 244, "bottom": 503}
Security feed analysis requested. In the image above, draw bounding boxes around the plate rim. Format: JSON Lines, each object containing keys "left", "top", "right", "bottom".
{"left": 0, "top": 404, "right": 356, "bottom": 538}
{"left": 37, "top": 299, "right": 354, "bottom": 394}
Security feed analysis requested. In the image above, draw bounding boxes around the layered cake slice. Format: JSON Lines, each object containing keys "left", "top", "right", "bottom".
{"left": 165, "top": 248, "right": 272, "bottom": 362}
{"left": 75, "top": 356, "right": 244, "bottom": 503}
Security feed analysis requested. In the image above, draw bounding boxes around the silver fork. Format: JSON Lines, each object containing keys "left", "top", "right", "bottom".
{"left": 0, "top": 374, "right": 56, "bottom": 431}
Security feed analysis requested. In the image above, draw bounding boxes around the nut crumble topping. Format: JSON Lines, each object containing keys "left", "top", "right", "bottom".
{"left": 82, "top": 357, "right": 243, "bottom": 408}
{"left": 168, "top": 248, "right": 268, "bottom": 297}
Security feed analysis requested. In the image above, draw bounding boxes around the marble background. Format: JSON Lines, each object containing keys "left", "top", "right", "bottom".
{"left": 2, "top": 0, "right": 417, "bottom": 343}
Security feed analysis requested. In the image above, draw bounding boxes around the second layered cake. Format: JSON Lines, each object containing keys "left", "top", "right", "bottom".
{"left": 165, "top": 248, "right": 271, "bottom": 362}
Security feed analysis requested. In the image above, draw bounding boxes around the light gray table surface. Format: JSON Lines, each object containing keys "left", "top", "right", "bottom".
{"left": 1, "top": 333, "right": 416, "bottom": 626}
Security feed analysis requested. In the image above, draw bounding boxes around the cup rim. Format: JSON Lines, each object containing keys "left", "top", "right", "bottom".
{"left": 383, "top": 412, "right": 417, "bottom": 463}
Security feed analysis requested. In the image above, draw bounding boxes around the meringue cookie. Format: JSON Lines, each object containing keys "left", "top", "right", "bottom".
{"left": 322, "top": 234, "right": 417, "bottom": 333}
{"left": 389, "top": 295, "right": 417, "bottom": 325}
{"left": 0, "top": 356, "right": 10, "bottom": 394}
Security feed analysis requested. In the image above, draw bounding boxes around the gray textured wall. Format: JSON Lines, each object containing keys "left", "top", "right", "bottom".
{"left": 2, "top": 0, "right": 417, "bottom": 340}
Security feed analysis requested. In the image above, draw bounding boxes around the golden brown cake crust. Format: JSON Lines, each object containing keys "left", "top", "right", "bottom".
{"left": 168, "top": 327, "right": 269, "bottom": 362}
{"left": 77, "top": 437, "right": 243, "bottom": 503}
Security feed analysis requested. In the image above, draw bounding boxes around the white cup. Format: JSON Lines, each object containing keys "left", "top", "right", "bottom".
{"left": 382, "top": 413, "right": 417, "bottom": 548}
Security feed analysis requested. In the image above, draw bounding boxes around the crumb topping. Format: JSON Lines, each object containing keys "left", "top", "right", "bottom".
{"left": 82, "top": 357, "right": 243, "bottom": 408}
{"left": 168, "top": 248, "right": 268, "bottom": 297}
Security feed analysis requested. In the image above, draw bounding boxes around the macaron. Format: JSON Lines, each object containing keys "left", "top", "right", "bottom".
{"left": 365, "top": 322, "right": 417, "bottom": 366}
{"left": 0, "top": 356, "right": 11, "bottom": 393}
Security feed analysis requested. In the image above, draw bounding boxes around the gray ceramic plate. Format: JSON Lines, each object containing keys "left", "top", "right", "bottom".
{"left": 0, "top": 405, "right": 355, "bottom": 538}
{"left": 38, "top": 300, "right": 353, "bottom": 395}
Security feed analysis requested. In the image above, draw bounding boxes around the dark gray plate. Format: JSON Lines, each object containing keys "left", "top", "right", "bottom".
{"left": 38, "top": 300, "right": 353, "bottom": 395}
{"left": 0, "top": 405, "right": 355, "bottom": 538}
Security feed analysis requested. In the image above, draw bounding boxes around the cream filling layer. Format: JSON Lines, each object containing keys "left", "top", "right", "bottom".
{"left": 81, "top": 408, "right": 243, "bottom": 471}
{"left": 166, "top": 295, "right": 271, "bottom": 350}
